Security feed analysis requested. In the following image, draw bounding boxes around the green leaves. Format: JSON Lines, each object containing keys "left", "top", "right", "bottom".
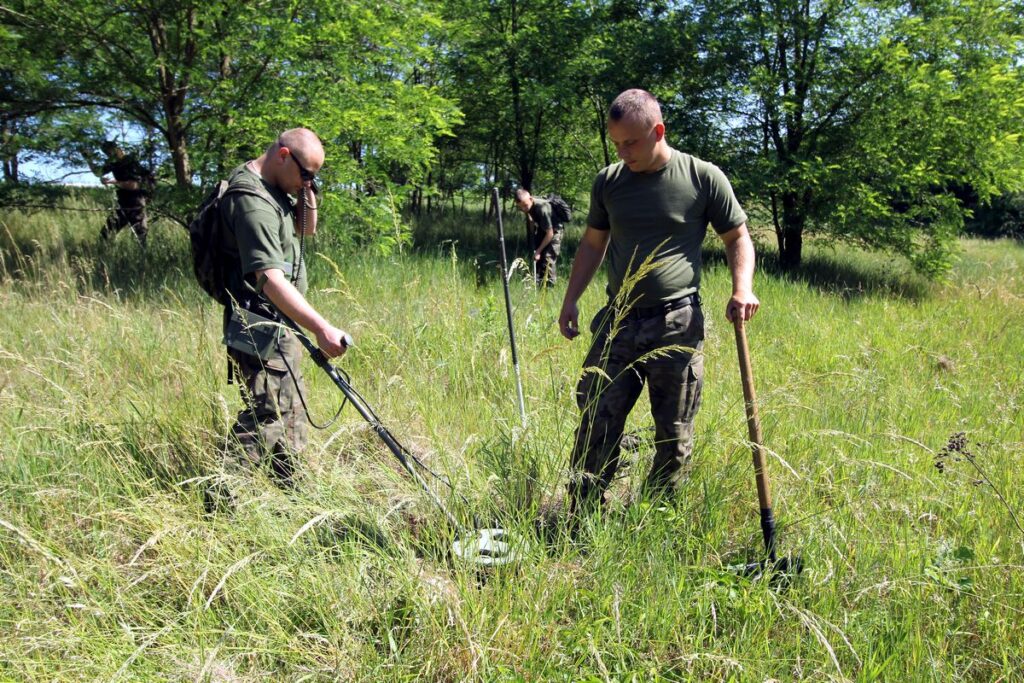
{"left": 5, "top": 0, "right": 464, "bottom": 246}
{"left": 691, "top": 0, "right": 1024, "bottom": 275}
{"left": 6, "top": 0, "right": 1023, "bottom": 261}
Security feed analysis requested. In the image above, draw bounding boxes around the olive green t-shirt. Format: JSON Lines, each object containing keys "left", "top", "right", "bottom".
{"left": 528, "top": 198, "right": 558, "bottom": 232}
{"left": 587, "top": 149, "right": 747, "bottom": 306}
{"left": 220, "top": 163, "right": 307, "bottom": 298}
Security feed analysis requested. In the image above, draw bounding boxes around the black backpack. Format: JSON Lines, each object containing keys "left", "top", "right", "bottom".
{"left": 545, "top": 194, "right": 572, "bottom": 224}
{"left": 187, "top": 180, "right": 281, "bottom": 306}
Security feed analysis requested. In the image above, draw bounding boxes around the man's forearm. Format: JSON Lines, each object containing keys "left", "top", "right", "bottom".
{"left": 260, "top": 271, "right": 329, "bottom": 335}
{"left": 724, "top": 230, "right": 755, "bottom": 295}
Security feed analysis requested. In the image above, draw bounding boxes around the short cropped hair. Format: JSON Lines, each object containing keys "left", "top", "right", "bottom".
{"left": 608, "top": 89, "right": 663, "bottom": 128}
{"left": 514, "top": 188, "right": 531, "bottom": 203}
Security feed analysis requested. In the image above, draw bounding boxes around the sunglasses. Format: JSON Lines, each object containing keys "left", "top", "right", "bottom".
{"left": 290, "top": 153, "right": 319, "bottom": 194}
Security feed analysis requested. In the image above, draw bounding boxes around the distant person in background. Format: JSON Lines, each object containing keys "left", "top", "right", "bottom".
{"left": 93, "top": 141, "right": 153, "bottom": 247}
{"left": 515, "top": 188, "right": 565, "bottom": 287}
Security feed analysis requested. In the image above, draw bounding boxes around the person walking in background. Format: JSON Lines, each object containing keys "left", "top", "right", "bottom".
{"left": 93, "top": 141, "right": 154, "bottom": 248}
{"left": 216, "top": 127, "right": 350, "bottom": 496}
{"left": 558, "top": 89, "right": 760, "bottom": 512}
{"left": 515, "top": 188, "right": 566, "bottom": 287}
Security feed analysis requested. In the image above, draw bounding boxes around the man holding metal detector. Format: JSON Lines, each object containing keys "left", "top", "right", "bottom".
{"left": 559, "top": 89, "right": 759, "bottom": 512}
{"left": 218, "top": 128, "right": 350, "bottom": 490}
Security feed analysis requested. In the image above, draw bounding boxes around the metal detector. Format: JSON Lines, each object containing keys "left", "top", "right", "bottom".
{"left": 732, "top": 316, "right": 803, "bottom": 581}
{"left": 255, "top": 301, "right": 529, "bottom": 569}
{"left": 492, "top": 187, "right": 528, "bottom": 428}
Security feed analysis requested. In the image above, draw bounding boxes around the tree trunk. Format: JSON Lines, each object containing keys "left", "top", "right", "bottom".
{"left": 590, "top": 91, "right": 610, "bottom": 168}
{"left": 148, "top": 10, "right": 194, "bottom": 187}
{"left": 1, "top": 118, "right": 18, "bottom": 184}
{"left": 506, "top": 0, "right": 536, "bottom": 192}
{"left": 166, "top": 122, "right": 191, "bottom": 186}
{"left": 3, "top": 158, "right": 17, "bottom": 184}
{"left": 777, "top": 191, "right": 805, "bottom": 270}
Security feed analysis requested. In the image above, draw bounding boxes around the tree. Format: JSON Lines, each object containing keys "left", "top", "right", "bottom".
{"left": 2, "top": 0, "right": 462, "bottom": 248}
{"left": 691, "top": 0, "right": 1024, "bottom": 273}
{"left": 439, "top": 0, "right": 601, "bottom": 198}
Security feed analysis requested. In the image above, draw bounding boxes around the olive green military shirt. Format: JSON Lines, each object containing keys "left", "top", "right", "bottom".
{"left": 587, "top": 149, "right": 747, "bottom": 306}
{"left": 220, "top": 163, "right": 308, "bottom": 297}
{"left": 528, "top": 197, "right": 559, "bottom": 232}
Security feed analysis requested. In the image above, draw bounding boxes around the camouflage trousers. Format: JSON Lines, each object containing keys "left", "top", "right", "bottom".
{"left": 102, "top": 199, "right": 148, "bottom": 246}
{"left": 569, "top": 299, "right": 705, "bottom": 506}
{"left": 534, "top": 229, "right": 563, "bottom": 286}
{"left": 227, "top": 330, "right": 308, "bottom": 488}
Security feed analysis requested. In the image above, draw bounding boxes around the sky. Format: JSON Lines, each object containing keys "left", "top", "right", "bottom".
{"left": 19, "top": 158, "right": 101, "bottom": 186}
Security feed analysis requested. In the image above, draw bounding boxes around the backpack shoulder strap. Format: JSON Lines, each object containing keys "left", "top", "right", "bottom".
{"left": 222, "top": 181, "right": 287, "bottom": 218}
{"left": 219, "top": 181, "right": 287, "bottom": 238}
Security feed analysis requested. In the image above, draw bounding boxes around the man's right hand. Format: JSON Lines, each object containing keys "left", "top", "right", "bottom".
{"left": 316, "top": 326, "right": 351, "bottom": 358}
{"left": 558, "top": 301, "right": 580, "bottom": 340}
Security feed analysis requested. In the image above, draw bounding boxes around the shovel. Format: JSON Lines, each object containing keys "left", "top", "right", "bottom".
{"left": 733, "top": 316, "right": 803, "bottom": 580}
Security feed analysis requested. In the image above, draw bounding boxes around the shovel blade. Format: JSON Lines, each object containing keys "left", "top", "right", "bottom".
{"left": 730, "top": 553, "right": 804, "bottom": 587}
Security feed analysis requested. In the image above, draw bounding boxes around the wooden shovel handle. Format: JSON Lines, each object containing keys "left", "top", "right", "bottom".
{"left": 734, "top": 316, "right": 773, "bottom": 512}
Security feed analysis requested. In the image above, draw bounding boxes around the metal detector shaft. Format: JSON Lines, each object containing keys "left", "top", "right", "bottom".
{"left": 492, "top": 187, "right": 527, "bottom": 427}
{"left": 733, "top": 316, "right": 776, "bottom": 562}
{"left": 273, "top": 312, "right": 466, "bottom": 533}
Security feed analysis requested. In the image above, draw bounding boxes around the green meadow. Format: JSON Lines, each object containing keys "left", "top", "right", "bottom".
{"left": 1, "top": 196, "right": 1022, "bottom": 681}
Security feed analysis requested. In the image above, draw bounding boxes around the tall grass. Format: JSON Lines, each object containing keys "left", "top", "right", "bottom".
{"left": 1, "top": 198, "right": 1022, "bottom": 680}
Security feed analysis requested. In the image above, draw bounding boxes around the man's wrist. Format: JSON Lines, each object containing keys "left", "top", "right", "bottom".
{"left": 308, "top": 317, "right": 332, "bottom": 338}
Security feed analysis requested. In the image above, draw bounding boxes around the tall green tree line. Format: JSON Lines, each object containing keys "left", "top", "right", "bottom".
{"left": 1, "top": 0, "right": 459, "bottom": 248}
{"left": 3, "top": 0, "right": 1022, "bottom": 272}
{"left": 686, "top": 0, "right": 1024, "bottom": 273}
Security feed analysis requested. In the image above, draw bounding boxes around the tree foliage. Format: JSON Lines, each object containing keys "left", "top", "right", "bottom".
{"left": 3, "top": 0, "right": 1022, "bottom": 270}
{"left": 1, "top": 0, "right": 460, "bottom": 248}
{"left": 689, "top": 0, "right": 1024, "bottom": 273}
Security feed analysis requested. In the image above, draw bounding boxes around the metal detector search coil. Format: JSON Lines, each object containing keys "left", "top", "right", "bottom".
{"left": 452, "top": 528, "right": 527, "bottom": 568}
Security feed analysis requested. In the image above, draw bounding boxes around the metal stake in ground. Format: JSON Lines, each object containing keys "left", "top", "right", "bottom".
{"left": 492, "top": 187, "right": 527, "bottom": 428}
{"left": 734, "top": 316, "right": 803, "bottom": 579}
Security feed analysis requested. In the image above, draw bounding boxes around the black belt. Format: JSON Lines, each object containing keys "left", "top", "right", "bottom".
{"left": 619, "top": 293, "right": 700, "bottom": 320}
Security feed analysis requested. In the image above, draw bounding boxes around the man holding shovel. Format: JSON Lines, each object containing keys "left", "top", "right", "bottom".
{"left": 559, "top": 89, "right": 759, "bottom": 511}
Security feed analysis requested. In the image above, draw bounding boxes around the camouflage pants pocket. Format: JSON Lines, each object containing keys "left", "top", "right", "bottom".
{"left": 228, "top": 333, "right": 308, "bottom": 486}
{"left": 644, "top": 350, "right": 704, "bottom": 495}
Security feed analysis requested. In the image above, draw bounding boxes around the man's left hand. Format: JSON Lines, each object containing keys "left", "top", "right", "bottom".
{"left": 726, "top": 291, "right": 760, "bottom": 322}
{"left": 533, "top": 250, "right": 542, "bottom": 262}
